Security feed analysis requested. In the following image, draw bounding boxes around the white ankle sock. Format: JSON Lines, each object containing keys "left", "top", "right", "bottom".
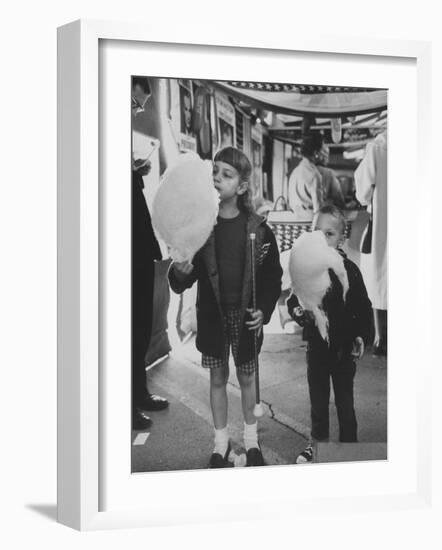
{"left": 243, "top": 421, "right": 258, "bottom": 451}
{"left": 214, "top": 427, "right": 229, "bottom": 456}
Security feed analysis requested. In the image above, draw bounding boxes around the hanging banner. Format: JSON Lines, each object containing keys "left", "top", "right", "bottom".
{"left": 242, "top": 114, "right": 251, "bottom": 157}
{"left": 251, "top": 123, "right": 263, "bottom": 199}
{"left": 169, "top": 79, "right": 197, "bottom": 153}
{"left": 215, "top": 91, "right": 236, "bottom": 149}
{"left": 251, "top": 123, "right": 263, "bottom": 145}
{"left": 179, "top": 80, "right": 193, "bottom": 136}
{"left": 331, "top": 117, "right": 342, "bottom": 144}
{"left": 191, "top": 84, "right": 212, "bottom": 159}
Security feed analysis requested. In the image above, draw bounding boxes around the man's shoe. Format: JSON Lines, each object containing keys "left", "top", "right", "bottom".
{"left": 246, "top": 447, "right": 265, "bottom": 467}
{"left": 132, "top": 409, "right": 152, "bottom": 431}
{"left": 209, "top": 442, "right": 232, "bottom": 468}
{"left": 373, "top": 343, "right": 387, "bottom": 357}
{"left": 142, "top": 394, "right": 169, "bottom": 411}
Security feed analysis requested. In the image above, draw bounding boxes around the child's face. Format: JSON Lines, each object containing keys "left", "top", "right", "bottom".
{"left": 314, "top": 213, "right": 344, "bottom": 248}
{"left": 213, "top": 161, "right": 246, "bottom": 203}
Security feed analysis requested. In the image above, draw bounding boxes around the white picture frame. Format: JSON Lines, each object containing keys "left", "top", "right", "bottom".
{"left": 57, "top": 19, "right": 432, "bottom": 531}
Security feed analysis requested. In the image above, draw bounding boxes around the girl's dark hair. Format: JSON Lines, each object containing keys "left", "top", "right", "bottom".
{"left": 214, "top": 147, "right": 254, "bottom": 213}
{"left": 301, "top": 132, "right": 324, "bottom": 158}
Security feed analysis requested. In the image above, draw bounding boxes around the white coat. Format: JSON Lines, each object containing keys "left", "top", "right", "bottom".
{"left": 354, "top": 131, "right": 387, "bottom": 310}
{"left": 288, "top": 157, "right": 323, "bottom": 213}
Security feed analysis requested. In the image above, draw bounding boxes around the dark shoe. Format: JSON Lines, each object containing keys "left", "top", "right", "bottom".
{"left": 209, "top": 442, "right": 231, "bottom": 468}
{"left": 132, "top": 409, "right": 152, "bottom": 431}
{"left": 142, "top": 394, "right": 169, "bottom": 411}
{"left": 373, "top": 342, "right": 387, "bottom": 357}
{"left": 246, "top": 447, "right": 265, "bottom": 467}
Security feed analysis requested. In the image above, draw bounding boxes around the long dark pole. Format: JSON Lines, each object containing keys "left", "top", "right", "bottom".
{"left": 250, "top": 233, "right": 264, "bottom": 418}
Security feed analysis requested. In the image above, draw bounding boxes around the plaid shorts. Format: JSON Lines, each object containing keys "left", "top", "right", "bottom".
{"left": 202, "top": 307, "right": 256, "bottom": 375}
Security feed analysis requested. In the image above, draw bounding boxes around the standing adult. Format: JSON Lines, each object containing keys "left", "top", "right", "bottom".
{"left": 288, "top": 132, "right": 325, "bottom": 214}
{"left": 132, "top": 77, "right": 169, "bottom": 430}
{"left": 354, "top": 131, "right": 388, "bottom": 356}
{"left": 317, "top": 143, "right": 345, "bottom": 208}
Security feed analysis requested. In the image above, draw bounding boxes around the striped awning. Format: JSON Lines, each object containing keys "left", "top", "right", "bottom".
{"left": 226, "top": 81, "right": 380, "bottom": 94}
{"left": 213, "top": 80, "right": 387, "bottom": 117}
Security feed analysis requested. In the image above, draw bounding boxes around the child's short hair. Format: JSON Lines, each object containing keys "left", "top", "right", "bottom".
{"left": 214, "top": 147, "right": 254, "bottom": 213}
{"left": 316, "top": 204, "right": 346, "bottom": 234}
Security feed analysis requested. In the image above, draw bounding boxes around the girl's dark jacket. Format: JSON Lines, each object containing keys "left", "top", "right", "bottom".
{"left": 168, "top": 212, "right": 282, "bottom": 364}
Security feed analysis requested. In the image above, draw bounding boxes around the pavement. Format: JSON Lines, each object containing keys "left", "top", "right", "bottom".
{"left": 132, "top": 308, "right": 387, "bottom": 472}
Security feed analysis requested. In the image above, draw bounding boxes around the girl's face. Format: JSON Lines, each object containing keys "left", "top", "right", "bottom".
{"left": 213, "top": 161, "right": 246, "bottom": 203}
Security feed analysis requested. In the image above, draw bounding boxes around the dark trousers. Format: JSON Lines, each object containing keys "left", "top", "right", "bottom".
{"left": 132, "top": 172, "right": 162, "bottom": 415}
{"left": 306, "top": 347, "right": 357, "bottom": 442}
{"left": 132, "top": 263, "right": 155, "bottom": 412}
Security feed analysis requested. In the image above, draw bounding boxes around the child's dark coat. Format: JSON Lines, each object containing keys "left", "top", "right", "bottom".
{"left": 287, "top": 254, "right": 373, "bottom": 356}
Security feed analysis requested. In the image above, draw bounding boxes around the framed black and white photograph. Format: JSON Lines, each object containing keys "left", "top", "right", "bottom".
{"left": 57, "top": 19, "right": 433, "bottom": 531}
{"left": 130, "top": 74, "right": 388, "bottom": 476}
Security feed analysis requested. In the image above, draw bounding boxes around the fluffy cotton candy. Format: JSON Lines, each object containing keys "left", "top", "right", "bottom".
{"left": 289, "top": 230, "right": 348, "bottom": 343}
{"left": 152, "top": 153, "right": 219, "bottom": 262}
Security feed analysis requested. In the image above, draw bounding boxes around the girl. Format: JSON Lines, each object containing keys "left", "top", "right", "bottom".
{"left": 168, "top": 147, "right": 282, "bottom": 468}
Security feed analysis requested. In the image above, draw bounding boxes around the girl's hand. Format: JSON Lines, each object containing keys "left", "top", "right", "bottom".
{"left": 246, "top": 308, "right": 264, "bottom": 332}
{"left": 352, "top": 336, "right": 365, "bottom": 359}
{"left": 172, "top": 260, "right": 194, "bottom": 279}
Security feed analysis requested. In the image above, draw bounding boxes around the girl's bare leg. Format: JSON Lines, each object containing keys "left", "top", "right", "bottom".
{"left": 237, "top": 371, "right": 256, "bottom": 425}
{"left": 209, "top": 365, "right": 229, "bottom": 429}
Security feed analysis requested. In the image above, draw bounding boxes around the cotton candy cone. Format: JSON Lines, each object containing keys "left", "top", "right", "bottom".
{"left": 289, "top": 230, "right": 348, "bottom": 343}
{"left": 152, "top": 153, "right": 219, "bottom": 262}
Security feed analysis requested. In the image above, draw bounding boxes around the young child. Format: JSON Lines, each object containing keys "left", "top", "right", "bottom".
{"left": 169, "top": 147, "right": 282, "bottom": 468}
{"left": 287, "top": 204, "right": 372, "bottom": 463}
